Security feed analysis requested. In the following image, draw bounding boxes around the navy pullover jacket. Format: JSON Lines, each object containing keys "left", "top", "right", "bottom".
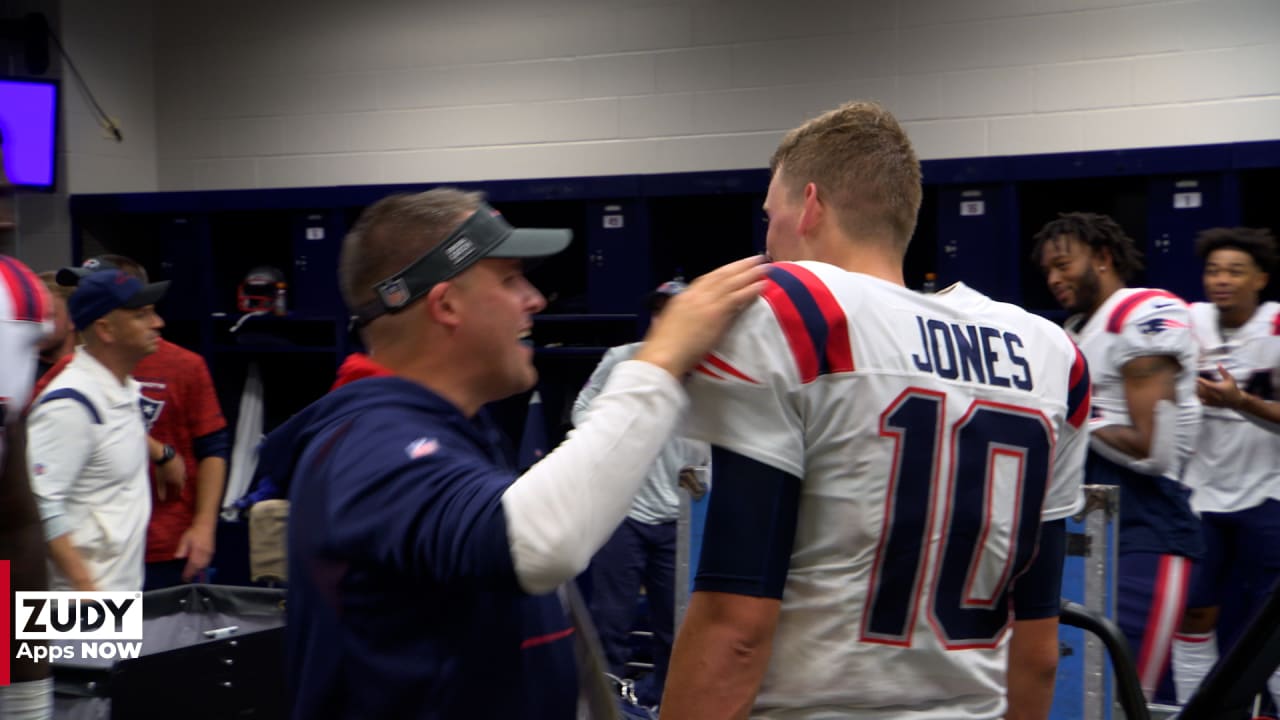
{"left": 260, "top": 371, "right": 578, "bottom": 719}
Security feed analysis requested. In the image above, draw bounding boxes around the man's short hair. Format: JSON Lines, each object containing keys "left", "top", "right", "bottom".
{"left": 1031, "top": 212, "right": 1145, "bottom": 282}
{"left": 38, "top": 271, "right": 73, "bottom": 302}
{"left": 769, "top": 100, "right": 922, "bottom": 249}
{"left": 339, "top": 189, "right": 483, "bottom": 309}
{"left": 94, "top": 254, "right": 149, "bottom": 282}
{"left": 1194, "top": 227, "right": 1278, "bottom": 272}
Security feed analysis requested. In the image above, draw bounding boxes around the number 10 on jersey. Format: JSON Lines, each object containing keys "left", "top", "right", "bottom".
{"left": 862, "top": 389, "right": 1053, "bottom": 649}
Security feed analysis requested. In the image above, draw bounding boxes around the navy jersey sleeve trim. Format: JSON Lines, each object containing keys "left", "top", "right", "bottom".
{"left": 1012, "top": 519, "right": 1066, "bottom": 620}
{"left": 38, "top": 388, "right": 102, "bottom": 424}
{"left": 693, "top": 446, "right": 801, "bottom": 599}
{"left": 193, "top": 428, "right": 231, "bottom": 460}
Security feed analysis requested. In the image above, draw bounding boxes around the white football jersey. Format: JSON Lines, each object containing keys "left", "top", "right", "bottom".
{"left": 1064, "top": 287, "right": 1202, "bottom": 480}
{"left": 685, "top": 262, "right": 1088, "bottom": 720}
{"left": 0, "top": 255, "right": 53, "bottom": 464}
{"left": 1184, "top": 301, "right": 1280, "bottom": 513}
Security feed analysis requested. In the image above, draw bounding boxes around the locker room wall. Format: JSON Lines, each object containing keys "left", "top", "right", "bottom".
{"left": 5, "top": 0, "right": 159, "bottom": 270}
{"left": 12, "top": 0, "right": 1280, "bottom": 269}
{"left": 149, "top": 0, "right": 1280, "bottom": 193}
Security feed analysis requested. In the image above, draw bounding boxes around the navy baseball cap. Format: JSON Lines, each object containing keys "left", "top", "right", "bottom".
{"left": 350, "top": 201, "right": 571, "bottom": 327}
{"left": 67, "top": 269, "right": 169, "bottom": 330}
{"left": 652, "top": 278, "right": 688, "bottom": 297}
{"left": 56, "top": 256, "right": 120, "bottom": 286}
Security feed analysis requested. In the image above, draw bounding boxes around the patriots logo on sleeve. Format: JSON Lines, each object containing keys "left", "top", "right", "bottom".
{"left": 1137, "top": 317, "right": 1189, "bottom": 335}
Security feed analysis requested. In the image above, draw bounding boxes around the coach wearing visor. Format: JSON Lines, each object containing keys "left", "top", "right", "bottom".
{"left": 258, "top": 188, "right": 764, "bottom": 719}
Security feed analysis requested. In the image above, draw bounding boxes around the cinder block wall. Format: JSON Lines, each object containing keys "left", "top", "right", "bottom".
{"left": 150, "top": 0, "right": 1280, "bottom": 190}
{"left": 7, "top": 0, "right": 156, "bottom": 269}
{"left": 14, "top": 0, "right": 1280, "bottom": 266}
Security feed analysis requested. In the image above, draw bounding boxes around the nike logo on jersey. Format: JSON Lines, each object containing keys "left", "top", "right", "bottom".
{"left": 910, "top": 316, "right": 1033, "bottom": 390}
{"left": 1151, "top": 301, "right": 1177, "bottom": 309}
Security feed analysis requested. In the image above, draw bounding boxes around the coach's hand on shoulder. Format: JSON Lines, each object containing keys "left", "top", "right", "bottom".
{"left": 635, "top": 255, "right": 767, "bottom": 379}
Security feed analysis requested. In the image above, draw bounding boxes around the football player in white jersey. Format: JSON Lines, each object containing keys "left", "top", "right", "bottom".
{"left": 1034, "top": 211, "right": 1203, "bottom": 703}
{"left": 1172, "top": 227, "right": 1280, "bottom": 706}
{"left": 0, "top": 252, "right": 55, "bottom": 719}
{"left": 661, "top": 101, "right": 1090, "bottom": 720}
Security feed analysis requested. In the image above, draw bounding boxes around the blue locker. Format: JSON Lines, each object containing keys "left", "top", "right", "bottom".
{"left": 1145, "top": 174, "right": 1240, "bottom": 303}
{"left": 586, "top": 199, "right": 651, "bottom": 314}
{"left": 158, "top": 214, "right": 212, "bottom": 322}
{"left": 936, "top": 184, "right": 1022, "bottom": 304}
{"left": 290, "top": 211, "right": 345, "bottom": 317}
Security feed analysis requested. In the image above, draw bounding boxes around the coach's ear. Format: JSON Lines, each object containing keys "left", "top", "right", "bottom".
{"left": 424, "top": 281, "right": 461, "bottom": 330}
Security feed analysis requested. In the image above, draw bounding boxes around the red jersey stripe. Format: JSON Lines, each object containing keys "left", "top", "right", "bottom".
{"left": 703, "top": 353, "right": 760, "bottom": 384}
{"left": 0, "top": 255, "right": 49, "bottom": 323}
{"left": 1067, "top": 344, "right": 1092, "bottom": 429}
{"left": 775, "top": 263, "right": 855, "bottom": 374}
{"left": 762, "top": 278, "right": 820, "bottom": 383}
{"left": 1106, "top": 290, "right": 1181, "bottom": 334}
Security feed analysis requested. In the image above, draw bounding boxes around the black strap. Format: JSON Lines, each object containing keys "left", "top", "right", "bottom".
{"left": 350, "top": 204, "right": 515, "bottom": 327}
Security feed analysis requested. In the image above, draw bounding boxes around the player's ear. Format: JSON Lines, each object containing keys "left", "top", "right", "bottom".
{"left": 1252, "top": 270, "right": 1269, "bottom": 294}
{"left": 1092, "top": 246, "right": 1114, "bottom": 270}
{"left": 799, "top": 181, "right": 823, "bottom": 236}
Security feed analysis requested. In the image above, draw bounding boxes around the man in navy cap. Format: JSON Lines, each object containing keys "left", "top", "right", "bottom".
{"left": 27, "top": 268, "right": 168, "bottom": 591}
{"left": 572, "top": 277, "right": 709, "bottom": 711}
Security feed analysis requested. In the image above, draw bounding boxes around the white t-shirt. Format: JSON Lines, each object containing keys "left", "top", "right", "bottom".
{"left": 685, "top": 262, "right": 1088, "bottom": 720}
{"left": 1184, "top": 301, "right": 1280, "bottom": 512}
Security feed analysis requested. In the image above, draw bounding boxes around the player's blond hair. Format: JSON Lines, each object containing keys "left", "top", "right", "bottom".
{"left": 770, "top": 101, "right": 922, "bottom": 250}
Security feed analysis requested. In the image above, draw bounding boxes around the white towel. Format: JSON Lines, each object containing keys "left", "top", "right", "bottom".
{"left": 222, "top": 362, "right": 263, "bottom": 519}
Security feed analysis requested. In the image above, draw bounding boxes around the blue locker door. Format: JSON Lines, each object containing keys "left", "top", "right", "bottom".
{"left": 159, "top": 215, "right": 211, "bottom": 322}
{"left": 586, "top": 200, "right": 651, "bottom": 314}
{"left": 291, "top": 211, "right": 344, "bottom": 317}
{"left": 936, "top": 184, "right": 1021, "bottom": 304}
{"left": 1145, "top": 174, "right": 1234, "bottom": 303}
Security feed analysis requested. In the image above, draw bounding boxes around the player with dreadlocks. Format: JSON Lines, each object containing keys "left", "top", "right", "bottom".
{"left": 1034, "top": 211, "right": 1203, "bottom": 703}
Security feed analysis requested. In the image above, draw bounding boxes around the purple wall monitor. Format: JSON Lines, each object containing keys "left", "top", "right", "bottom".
{"left": 0, "top": 78, "right": 58, "bottom": 190}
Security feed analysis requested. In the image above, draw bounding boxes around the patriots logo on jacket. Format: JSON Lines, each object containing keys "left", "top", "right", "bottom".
{"left": 1137, "top": 317, "right": 1188, "bottom": 335}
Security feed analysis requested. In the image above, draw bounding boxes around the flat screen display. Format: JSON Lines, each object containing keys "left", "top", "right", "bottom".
{"left": 0, "top": 78, "right": 57, "bottom": 190}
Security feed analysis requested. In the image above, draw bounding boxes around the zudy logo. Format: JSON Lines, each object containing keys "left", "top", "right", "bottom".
{"left": 16, "top": 592, "right": 142, "bottom": 640}
{"left": 1, "top": 569, "right": 144, "bottom": 674}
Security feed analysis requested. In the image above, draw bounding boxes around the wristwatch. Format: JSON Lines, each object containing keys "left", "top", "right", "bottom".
{"left": 155, "top": 443, "right": 176, "bottom": 466}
